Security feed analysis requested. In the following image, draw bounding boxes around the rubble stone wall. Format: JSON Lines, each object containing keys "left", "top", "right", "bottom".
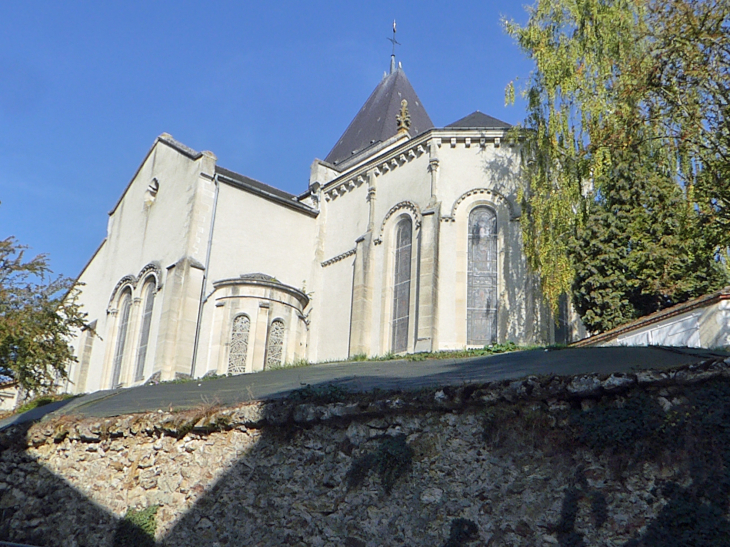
{"left": 2, "top": 357, "right": 730, "bottom": 546}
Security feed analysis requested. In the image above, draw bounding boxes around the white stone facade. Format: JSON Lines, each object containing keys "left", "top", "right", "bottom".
{"left": 65, "top": 68, "right": 559, "bottom": 394}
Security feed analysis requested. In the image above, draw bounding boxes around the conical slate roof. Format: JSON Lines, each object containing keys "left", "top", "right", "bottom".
{"left": 325, "top": 67, "right": 434, "bottom": 166}
{"left": 446, "top": 111, "right": 511, "bottom": 129}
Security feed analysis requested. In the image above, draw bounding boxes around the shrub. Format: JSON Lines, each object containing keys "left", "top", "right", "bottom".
{"left": 113, "top": 505, "right": 159, "bottom": 546}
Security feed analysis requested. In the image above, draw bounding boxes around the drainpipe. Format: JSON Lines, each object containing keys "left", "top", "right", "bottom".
{"left": 190, "top": 173, "right": 220, "bottom": 376}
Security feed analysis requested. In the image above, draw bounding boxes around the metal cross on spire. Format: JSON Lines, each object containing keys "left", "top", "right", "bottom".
{"left": 387, "top": 20, "right": 400, "bottom": 56}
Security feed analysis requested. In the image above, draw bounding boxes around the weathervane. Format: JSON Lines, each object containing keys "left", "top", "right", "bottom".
{"left": 387, "top": 20, "right": 400, "bottom": 73}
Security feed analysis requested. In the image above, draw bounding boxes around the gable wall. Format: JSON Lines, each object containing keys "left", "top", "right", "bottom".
{"left": 69, "top": 140, "right": 216, "bottom": 392}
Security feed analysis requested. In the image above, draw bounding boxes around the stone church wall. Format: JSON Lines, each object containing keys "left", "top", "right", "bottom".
{"left": 69, "top": 137, "right": 218, "bottom": 393}
{"left": 3, "top": 357, "right": 730, "bottom": 546}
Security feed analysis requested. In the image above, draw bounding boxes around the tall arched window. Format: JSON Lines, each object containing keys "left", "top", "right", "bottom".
{"left": 134, "top": 279, "right": 156, "bottom": 382}
{"left": 392, "top": 217, "right": 412, "bottom": 353}
{"left": 266, "top": 319, "right": 285, "bottom": 369}
{"left": 228, "top": 314, "right": 251, "bottom": 375}
{"left": 468, "top": 207, "right": 498, "bottom": 345}
{"left": 111, "top": 289, "right": 132, "bottom": 388}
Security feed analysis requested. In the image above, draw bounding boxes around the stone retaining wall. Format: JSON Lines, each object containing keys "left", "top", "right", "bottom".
{"left": 2, "top": 357, "right": 730, "bottom": 546}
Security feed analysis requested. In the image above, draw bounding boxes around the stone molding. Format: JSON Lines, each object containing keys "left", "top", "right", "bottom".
{"left": 107, "top": 262, "right": 163, "bottom": 309}
{"left": 444, "top": 188, "right": 518, "bottom": 222}
{"left": 322, "top": 143, "right": 427, "bottom": 203}
{"left": 373, "top": 200, "right": 422, "bottom": 245}
{"left": 212, "top": 275, "right": 309, "bottom": 309}
{"left": 321, "top": 248, "right": 357, "bottom": 268}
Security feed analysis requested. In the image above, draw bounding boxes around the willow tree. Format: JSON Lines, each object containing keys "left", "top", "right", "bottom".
{"left": 505, "top": 0, "right": 730, "bottom": 327}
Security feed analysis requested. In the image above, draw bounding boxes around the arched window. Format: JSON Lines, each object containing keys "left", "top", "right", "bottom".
{"left": 111, "top": 289, "right": 132, "bottom": 388}
{"left": 468, "top": 207, "right": 498, "bottom": 345}
{"left": 134, "top": 280, "right": 156, "bottom": 381}
{"left": 266, "top": 319, "right": 285, "bottom": 368}
{"left": 392, "top": 217, "right": 412, "bottom": 353}
{"left": 228, "top": 314, "right": 251, "bottom": 375}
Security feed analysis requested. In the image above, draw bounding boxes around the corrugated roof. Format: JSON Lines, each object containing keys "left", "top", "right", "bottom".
{"left": 325, "top": 67, "right": 434, "bottom": 166}
{"left": 446, "top": 111, "right": 511, "bottom": 129}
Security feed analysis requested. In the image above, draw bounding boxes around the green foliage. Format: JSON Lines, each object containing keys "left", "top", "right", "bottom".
{"left": 642, "top": 0, "right": 730, "bottom": 237}
{"left": 570, "top": 139, "right": 727, "bottom": 332}
{"left": 15, "top": 392, "right": 76, "bottom": 415}
{"left": 442, "top": 518, "right": 479, "bottom": 547}
{"left": 505, "top": 0, "right": 730, "bottom": 316}
{"left": 268, "top": 357, "right": 312, "bottom": 370}
{"left": 0, "top": 236, "right": 86, "bottom": 394}
{"left": 346, "top": 434, "right": 414, "bottom": 494}
{"left": 113, "top": 505, "right": 159, "bottom": 547}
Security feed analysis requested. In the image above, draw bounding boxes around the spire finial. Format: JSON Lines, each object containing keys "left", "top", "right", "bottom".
{"left": 387, "top": 20, "right": 400, "bottom": 74}
{"left": 396, "top": 99, "right": 411, "bottom": 134}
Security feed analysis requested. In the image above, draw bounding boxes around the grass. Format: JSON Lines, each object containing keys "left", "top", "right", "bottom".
{"left": 144, "top": 342, "right": 564, "bottom": 385}
{"left": 113, "top": 505, "right": 159, "bottom": 546}
{"left": 269, "top": 341, "right": 561, "bottom": 371}
{"left": 14, "top": 392, "right": 79, "bottom": 415}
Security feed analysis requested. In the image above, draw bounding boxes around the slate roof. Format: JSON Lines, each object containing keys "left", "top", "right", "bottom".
{"left": 215, "top": 166, "right": 318, "bottom": 217}
{"left": 446, "top": 111, "right": 511, "bottom": 129}
{"left": 325, "top": 67, "right": 434, "bottom": 166}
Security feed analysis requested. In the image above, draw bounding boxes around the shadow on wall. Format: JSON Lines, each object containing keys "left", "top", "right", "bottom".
{"left": 0, "top": 422, "right": 120, "bottom": 546}
{"left": 6, "top": 359, "right": 730, "bottom": 545}
{"left": 480, "top": 148, "right": 519, "bottom": 203}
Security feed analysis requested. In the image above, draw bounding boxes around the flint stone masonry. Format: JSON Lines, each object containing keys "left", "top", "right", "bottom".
{"left": 1, "top": 357, "right": 730, "bottom": 546}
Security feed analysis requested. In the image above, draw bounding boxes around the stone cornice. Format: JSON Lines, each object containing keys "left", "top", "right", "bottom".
{"left": 213, "top": 275, "right": 309, "bottom": 308}
{"left": 321, "top": 248, "right": 356, "bottom": 268}
{"left": 321, "top": 127, "right": 517, "bottom": 203}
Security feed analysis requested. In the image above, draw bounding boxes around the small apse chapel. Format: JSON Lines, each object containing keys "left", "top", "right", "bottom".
{"left": 66, "top": 57, "right": 560, "bottom": 394}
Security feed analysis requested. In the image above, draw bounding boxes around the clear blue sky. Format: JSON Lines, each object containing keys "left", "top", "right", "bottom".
{"left": 0, "top": 1, "right": 534, "bottom": 279}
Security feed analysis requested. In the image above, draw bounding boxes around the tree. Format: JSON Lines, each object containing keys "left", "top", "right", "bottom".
{"left": 570, "top": 133, "right": 726, "bottom": 332}
{"left": 0, "top": 236, "right": 86, "bottom": 394}
{"left": 504, "top": 0, "right": 729, "bottom": 328}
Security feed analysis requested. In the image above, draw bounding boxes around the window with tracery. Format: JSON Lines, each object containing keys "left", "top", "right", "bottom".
{"left": 467, "top": 207, "right": 498, "bottom": 345}
{"left": 111, "top": 289, "right": 132, "bottom": 388}
{"left": 228, "top": 314, "right": 251, "bottom": 375}
{"left": 392, "top": 217, "right": 412, "bottom": 353}
{"left": 265, "top": 319, "right": 285, "bottom": 368}
{"left": 134, "top": 280, "right": 156, "bottom": 381}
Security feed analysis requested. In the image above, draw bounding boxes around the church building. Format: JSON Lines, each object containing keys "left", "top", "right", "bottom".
{"left": 66, "top": 57, "right": 556, "bottom": 394}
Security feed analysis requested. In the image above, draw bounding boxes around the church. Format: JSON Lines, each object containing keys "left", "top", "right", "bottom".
{"left": 66, "top": 56, "right": 560, "bottom": 394}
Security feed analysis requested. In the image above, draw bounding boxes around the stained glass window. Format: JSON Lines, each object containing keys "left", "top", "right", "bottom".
{"left": 134, "top": 281, "right": 156, "bottom": 381}
{"left": 266, "top": 319, "right": 285, "bottom": 369}
{"left": 467, "top": 207, "right": 498, "bottom": 345}
{"left": 392, "top": 218, "right": 412, "bottom": 353}
{"left": 228, "top": 314, "right": 250, "bottom": 375}
{"left": 111, "top": 290, "right": 132, "bottom": 388}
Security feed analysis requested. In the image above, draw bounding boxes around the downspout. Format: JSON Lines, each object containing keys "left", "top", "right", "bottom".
{"left": 191, "top": 173, "right": 220, "bottom": 376}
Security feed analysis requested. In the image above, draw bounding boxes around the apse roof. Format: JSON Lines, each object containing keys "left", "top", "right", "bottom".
{"left": 324, "top": 67, "right": 434, "bottom": 166}
{"left": 446, "top": 111, "right": 512, "bottom": 129}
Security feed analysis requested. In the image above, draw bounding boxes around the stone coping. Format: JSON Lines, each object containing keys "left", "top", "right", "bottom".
{"left": 5, "top": 356, "right": 729, "bottom": 450}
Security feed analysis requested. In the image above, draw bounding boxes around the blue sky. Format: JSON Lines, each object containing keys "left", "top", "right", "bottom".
{"left": 0, "top": 1, "right": 535, "bottom": 279}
